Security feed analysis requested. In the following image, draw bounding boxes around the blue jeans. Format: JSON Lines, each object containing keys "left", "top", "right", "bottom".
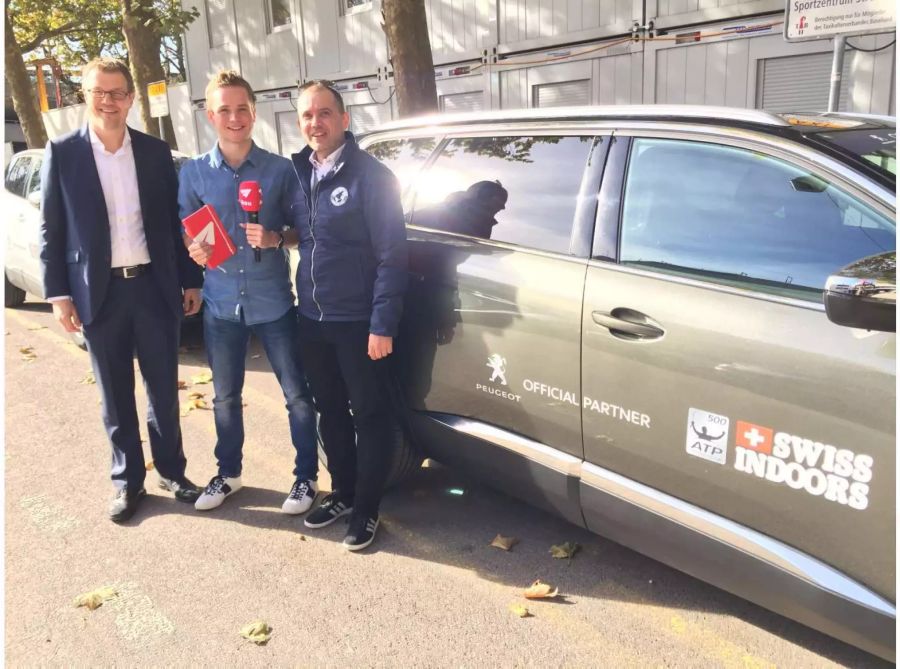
{"left": 204, "top": 306, "right": 317, "bottom": 481}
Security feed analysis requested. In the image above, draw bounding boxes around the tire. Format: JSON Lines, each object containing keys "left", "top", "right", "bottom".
{"left": 316, "top": 416, "right": 424, "bottom": 491}
{"left": 4, "top": 273, "right": 26, "bottom": 308}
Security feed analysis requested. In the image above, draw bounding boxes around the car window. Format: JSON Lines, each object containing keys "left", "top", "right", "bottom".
{"left": 410, "top": 135, "right": 595, "bottom": 253}
{"left": 5, "top": 156, "right": 31, "bottom": 197}
{"left": 365, "top": 137, "right": 437, "bottom": 197}
{"left": 24, "top": 157, "right": 42, "bottom": 198}
{"left": 619, "top": 138, "right": 896, "bottom": 301}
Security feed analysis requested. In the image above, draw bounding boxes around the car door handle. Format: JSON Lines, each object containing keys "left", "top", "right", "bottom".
{"left": 592, "top": 308, "right": 665, "bottom": 341}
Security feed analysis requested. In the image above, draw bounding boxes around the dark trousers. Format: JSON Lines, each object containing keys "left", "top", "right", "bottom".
{"left": 298, "top": 316, "right": 392, "bottom": 519}
{"left": 82, "top": 272, "right": 186, "bottom": 490}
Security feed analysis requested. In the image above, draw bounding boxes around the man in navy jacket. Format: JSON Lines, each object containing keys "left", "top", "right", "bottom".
{"left": 40, "top": 58, "right": 203, "bottom": 522}
{"left": 291, "top": 80, "right": 407, "bottom": 550}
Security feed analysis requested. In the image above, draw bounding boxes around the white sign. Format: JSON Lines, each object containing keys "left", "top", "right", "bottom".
{"left": 686, "top": 408, "right": 729, "bottom": 465}
{"left": 785, "top": 0, "right": 895, "bottom": 41}
{"left": 148, "top": 80, "right": 169, "bottom": 118}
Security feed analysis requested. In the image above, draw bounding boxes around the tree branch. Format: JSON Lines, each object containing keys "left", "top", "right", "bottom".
{"left": 19, "top": 19, "right": 82, "bottom": 52}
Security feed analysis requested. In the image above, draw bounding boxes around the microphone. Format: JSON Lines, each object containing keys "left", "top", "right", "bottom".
{"left": 238, "top": 180, "right": 262, "bottom": 262}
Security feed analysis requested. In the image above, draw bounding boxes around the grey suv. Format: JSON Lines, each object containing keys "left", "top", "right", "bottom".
{"left": 359, "top": 106, "right": 895, "bottom": 661}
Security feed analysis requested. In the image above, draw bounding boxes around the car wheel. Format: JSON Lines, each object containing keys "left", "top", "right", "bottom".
{"left": 316, "top": 416, "right": 423, "bottom": 490}
{"left": 4, "top": 273, "right": 26, "bottom": 308}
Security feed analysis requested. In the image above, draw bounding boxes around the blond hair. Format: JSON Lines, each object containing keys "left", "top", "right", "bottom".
{"left": 205, "top": 70, "right": 256, "bottom": 109}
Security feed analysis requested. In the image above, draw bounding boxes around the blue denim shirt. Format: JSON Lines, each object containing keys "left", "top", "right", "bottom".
{"left": 178, "top": 142, "right": 297, "bottom": 325}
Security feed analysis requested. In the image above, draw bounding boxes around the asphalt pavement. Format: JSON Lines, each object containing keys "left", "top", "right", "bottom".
{"left": 4, "top": 299, "right": 891, "bottom": 667}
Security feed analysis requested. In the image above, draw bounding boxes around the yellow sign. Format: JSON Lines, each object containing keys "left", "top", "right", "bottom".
{"left": 148, "top": 81, "right": 167, "bottom": 98}
{"left": 147, "top": 80, "right": 169, "bottom": 118}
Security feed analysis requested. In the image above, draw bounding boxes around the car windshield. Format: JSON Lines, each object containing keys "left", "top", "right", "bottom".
{"left": 814, "top": 127, "right": 896, "bottom": 177}
{"left": 781, "top": 115, "right": 897, "bottom": 180}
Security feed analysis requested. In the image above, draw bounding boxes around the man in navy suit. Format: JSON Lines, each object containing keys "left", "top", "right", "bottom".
{"left": 40, "top": 58, "right": 204, "bottom": 522}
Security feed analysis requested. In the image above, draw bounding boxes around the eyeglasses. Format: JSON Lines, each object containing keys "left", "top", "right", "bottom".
{"left": 88, "top": 88, "right": 130, "bottom": 101}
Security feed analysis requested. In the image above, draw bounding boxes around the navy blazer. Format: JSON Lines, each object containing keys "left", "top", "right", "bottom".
{"left": 39, "top": 125, "right": 203, "bottom": 326}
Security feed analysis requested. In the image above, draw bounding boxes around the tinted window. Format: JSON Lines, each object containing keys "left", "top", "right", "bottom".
{"left": 816, "top": 127, "right": 896, "bottom": 177}
{"left": 366, "top": 137, "right": 436, "bottom": 196}
{"left": 620, "top": 138, "right": 896, "bottom": 301}
{"left": 5, "top": 156, "right": 31, "bottom": 197}
{"left": 25, "top": 157, "right": 42, "bottom": 197}
{"left": 411, "top": 136, "right": 594, "bottom": 254}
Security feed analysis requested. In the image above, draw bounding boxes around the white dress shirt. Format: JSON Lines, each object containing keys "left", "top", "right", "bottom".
{"left": 89, "top": 126, "right": 151, "bottom": 268}
{"left": 309, "top": 143, "right": 346, "bottom": 190}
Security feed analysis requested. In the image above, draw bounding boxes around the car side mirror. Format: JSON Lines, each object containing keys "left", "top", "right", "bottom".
{"left": 824, "top": 251, "right": 895, "bottom": 333}
{"left": 26, "top": 190, "right": 41, "bottom": 208}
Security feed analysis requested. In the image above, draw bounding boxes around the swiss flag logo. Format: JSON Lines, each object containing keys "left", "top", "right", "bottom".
{"left": 735, "top": 421, "right": 773, "bottom": 455}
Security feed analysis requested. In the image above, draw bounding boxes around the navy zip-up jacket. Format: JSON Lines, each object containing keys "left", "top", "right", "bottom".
{"left": 290, "top": 132, "right": 407, "bottom": 337}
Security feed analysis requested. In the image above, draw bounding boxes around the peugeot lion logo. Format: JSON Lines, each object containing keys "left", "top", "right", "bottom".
{"left": 486, "top": 354, "right": 507, "bottom": 386}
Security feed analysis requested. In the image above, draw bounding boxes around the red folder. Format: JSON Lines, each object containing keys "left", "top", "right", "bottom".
{"left": 182, "top": 204, "right": 237, "bottom": 269}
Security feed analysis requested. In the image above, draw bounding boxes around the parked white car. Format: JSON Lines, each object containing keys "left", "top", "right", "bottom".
{"left": 4, "top": 148, "right": 190, "bottom": 347}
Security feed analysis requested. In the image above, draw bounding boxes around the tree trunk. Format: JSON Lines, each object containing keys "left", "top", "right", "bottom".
{"left": 121, "top": 0, "right": 178, "bottom": 149}
{"left": 4, "top": 11, "right": 49, "bottom": 149}
{"left": 382, "top": 0, "right": 438, "bottom": 118}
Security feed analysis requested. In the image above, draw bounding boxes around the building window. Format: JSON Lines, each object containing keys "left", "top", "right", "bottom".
{"left": 343, "top": 0, "right": 374, "bottom": 16}
{"left": 205, "top": 0, "right": 229, "bottom": 48}
{"left": 266, "top": 0, "right": 292, "bottom": 32}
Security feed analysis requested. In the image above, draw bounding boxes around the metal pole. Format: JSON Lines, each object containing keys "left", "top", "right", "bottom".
{"left": 827, "top": 35, "right": 846, "bottom": 112}
{"left": 158, "top": 116, "right": 165, "bottom": 144}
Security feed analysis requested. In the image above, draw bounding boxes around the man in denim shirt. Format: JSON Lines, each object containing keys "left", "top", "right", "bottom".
{"left": 178, "top": 71, "right": 318, "bottom": 514}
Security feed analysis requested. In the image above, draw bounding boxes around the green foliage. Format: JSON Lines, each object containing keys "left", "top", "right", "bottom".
{"left": 7, "top": 0, "right": 198, "bottom": 78}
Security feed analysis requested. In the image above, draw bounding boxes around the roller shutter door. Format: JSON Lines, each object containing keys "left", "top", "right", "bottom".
{"left": 347, "top": 103, "right": 383, "bottom": 134}
{"left": 534, "top": 79, "right": 591, "bottom": 108}
{"left": 277, "top": 110, "right": 304, "bottom": 157}
{"left": 759, "top": 52, "right": 850, "bottom": 111}
{"left": 440, "top": 91, "right": 484, "bottom": 112}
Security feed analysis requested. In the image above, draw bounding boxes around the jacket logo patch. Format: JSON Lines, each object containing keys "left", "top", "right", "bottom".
{"left": 330, "top": 187, "right": 349, "bottom": 207}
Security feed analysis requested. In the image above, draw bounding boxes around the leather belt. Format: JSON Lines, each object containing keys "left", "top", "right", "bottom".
{"left": 111, "top": 263, "right": 150, "bottom": 279}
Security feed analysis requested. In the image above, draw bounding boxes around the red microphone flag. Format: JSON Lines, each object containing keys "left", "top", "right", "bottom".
{"left": 238, "top": 181, "right": 261, "bottom": 213}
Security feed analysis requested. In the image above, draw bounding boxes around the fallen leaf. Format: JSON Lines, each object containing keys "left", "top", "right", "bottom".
{"left": 145, "top": 460, "right": 155, "bottom": 471}
{"left": 73, "top": 586, "right": 118, "bottom": 610}
{"left": 20, "top": 346, "right": 36, "bottom": 362}
{"left": 81, "top": 371, "right": 96, "bottom": 385}
{"left": 26, "top": 325, "right": 47, "bottom": 331}
{"left": 180, "top": 398, "right": 210, "bottom": 416}
{"left": 523, "top": 580, "right": 558, "bottom": 599}
{"left": 187, "top": 391, "right": 205, "bottom": 400}
{"left": 191, "top": 371, "right": 213, "bottom": 385}
{"left": 177, "top": 380, "right": 188, "bottom": 390}
{"left": 299, "top": 535, "right": 307, "bottom": 541}
{"left": 549, "top": 542, "right": 580, "bottom": 559}
{"left": 490, "top": 534, "right": 519, "bottom": 551}
{"left": 239, "top": 620, "right": 272, "bottom": 645}
{"left": 510, "top": 604, "right": 531, "bottom": 618}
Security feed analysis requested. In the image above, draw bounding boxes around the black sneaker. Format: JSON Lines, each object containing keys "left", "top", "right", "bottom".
{"left": 342, "top": 514, "right": 379, "bottom": 551}
{"left": 303, "top": 493, "right": 353, "bottom": 528}
{"left": 157, "top": 476, "right": 202, "bottom": 503}
{"left": 108, "top": 486, "right": 146, "bottom": 523}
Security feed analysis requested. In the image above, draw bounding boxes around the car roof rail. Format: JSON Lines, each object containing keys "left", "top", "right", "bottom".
{"left": 375, "top": 105, "right": 792, "bottom": 132}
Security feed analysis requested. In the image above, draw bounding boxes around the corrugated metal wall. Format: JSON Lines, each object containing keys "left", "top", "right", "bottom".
{"left": 177, "top": 0, "right": 895, "bottom": 156}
